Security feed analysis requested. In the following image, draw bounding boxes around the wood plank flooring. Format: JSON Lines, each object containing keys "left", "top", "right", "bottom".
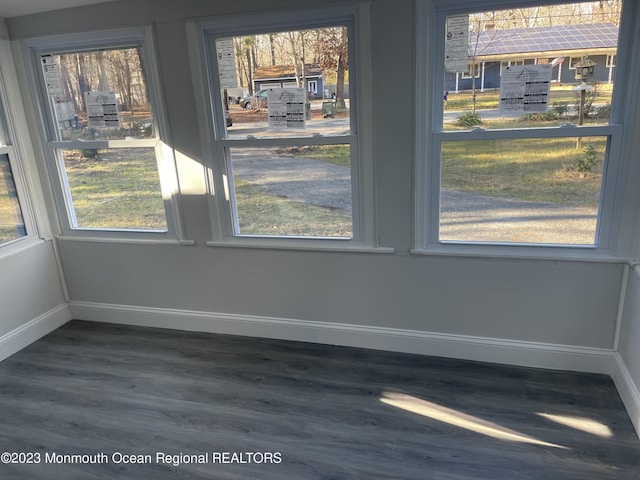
{"left": 0, "top": 320, "right": 638, "bottom": 479}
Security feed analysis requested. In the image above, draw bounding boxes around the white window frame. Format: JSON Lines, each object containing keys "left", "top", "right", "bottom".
{"left": 0, "top": 43, "right": 40, "bottom": 254}
{"left": 461, "top": 68, "right": 481, "bottom": 79}
{"left": 415, "top": 0, "right": 635, "bottom": 259}
{"left": 500, "top": 59, "right": 524, "bottom": 75}
{"left": 189, "top": 5, "right": 380, "bottom": 252}
{"left": 0, "top": 90, "right": 30, "bottom": 248}
{"left": 21, "top": 28, "right": 185, "bottom": 242}
{"left": 569, "top": 55, "right": 587, "bottom": 69}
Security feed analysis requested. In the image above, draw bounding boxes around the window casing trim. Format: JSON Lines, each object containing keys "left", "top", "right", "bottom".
{"left": 21, "top": 27, "right": 186, "bottom": 241}
{"left": 189, "top": 4, "right": 375, "bottom": 248}
{"left": 0, "top": 49, "right": 41, "bottom": 248}
{"left": 415, "top": 0, "right": 634, "bottom": 258}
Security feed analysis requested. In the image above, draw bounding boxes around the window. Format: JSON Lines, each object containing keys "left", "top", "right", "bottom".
{"left": 307, "top": 80, "right": 318, "bottom": 95}
{"left": 500, "top": 59, "right": 524, "bottom": 75}
{"left": 0, "top": 71, "right": 27, "bottom": 246}
{"left": 569, "top": 56, "right": 583, "bottom": 69}
{"left": 0, "top": 154, "right": 26, "bottom": 244}
{"left": 27, "top": 29, "right": 179, "bottom": 237}
{"left": 418, "top": 0, "right": 627, "bottom": 252}
{"left": 194, "top": 6, "right": 373, "bottom": 247}
{"left": 461, "top": 67, "right": 481, "bottom": 79}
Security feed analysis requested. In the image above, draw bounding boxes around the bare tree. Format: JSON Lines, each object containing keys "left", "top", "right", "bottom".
{"left": 471, "top": 1, "right": 621, "bottom": 29}
{"left": 315, "top": 27, "right": 349, "bottom": 108}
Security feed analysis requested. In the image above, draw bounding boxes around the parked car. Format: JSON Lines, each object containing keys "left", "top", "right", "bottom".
{"left": 239, "top": 89, "right": 268, "bottom": 109}
{"left": 240, "top": 88, "right": 321, "bottom": 108}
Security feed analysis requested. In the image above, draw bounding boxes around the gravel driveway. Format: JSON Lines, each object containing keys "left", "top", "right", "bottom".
{"left": 230, "top": 149, "right": 352, "bottom": 214}
{"left": 231, "top": 149, "right": 598, "bottom": 245}
{"left": 440, "top": 190, "right": 597, "bottom": 244}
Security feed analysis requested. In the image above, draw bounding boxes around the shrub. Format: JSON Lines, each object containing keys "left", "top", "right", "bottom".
{"left": 550, "top": 102, "right": 569, "bottom": 118}
{"left": 132, "top": 120, "right": 153, "bottom": 138}
{"left": 575, "top": 145, "right": 598, "bottom": 172}
{"left": 80, "top": 149, "right": 99, "bottom": 159}
{"left": 456, "top": 111, "right": 482, "bottom": 127}
{"left": 574, "top": 82, "right": 600, "bottom": 118}
{"left": 594, "top": 103, "right": 611, "bottom": 120}
{"left": 522, "top": 111, "right": 558, "bottom": 121}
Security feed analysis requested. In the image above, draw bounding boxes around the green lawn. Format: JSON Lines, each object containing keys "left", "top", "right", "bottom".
{"left": 63, "top": 149, "right": 167, "bottom": 230}
{"left": 234, "top": 180, "right": 352, "bottom": 238}
{"left": 441, "top": 136, "right": 604, "bottom": 208}
{"left": 289, "top": 126, "right": 604, "bottom": 210}
{"left": 0, "top": 191, "right": 24, "bottom": 243}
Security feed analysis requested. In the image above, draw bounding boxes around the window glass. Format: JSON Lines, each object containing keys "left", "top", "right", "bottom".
{"left": 0, "top": 77, "right": 27, "bottom": 245}
{"left": 38, "top": 43, "right": 170, "bottom": 232}
{"left": 60, "top": 148, "right": 166, "bottom": 230}
{"left": 0, "top": 154, "right": 26, "bottom": 243}
{"left": 435, "top": 1, "right": 621, "bottom": 247}
{"left": 443, "top": 3, "right": 620, "bottom": 131}
{"left": 44, "top": 48, "right": 153, "bottom": 141}
{"left": 208, "top": 23, "right": 356, "bottom": 240}
{"left": 229, "top": 146, "right": 352, "bottom": 237}
{"left": 440, "top": 136, "right": 606, "bottom": 244}
{"left": 217, "top": 28, "right": 351, "bottom": 141}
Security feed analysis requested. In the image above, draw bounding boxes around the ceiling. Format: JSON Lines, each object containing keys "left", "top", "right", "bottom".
{"left": 0, "top": 0, "right": 118, "bottom": 18}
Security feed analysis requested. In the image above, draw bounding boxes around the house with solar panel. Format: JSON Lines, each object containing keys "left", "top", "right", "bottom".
{"left": 446, "top": 22, "right": 618, "bottom": 93}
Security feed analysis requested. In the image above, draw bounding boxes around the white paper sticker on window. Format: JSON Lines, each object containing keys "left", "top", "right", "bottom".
{"left": 41, "top": 55, "right": 63, "bottom": 99}
{"left": 445, "top": 16, "right": 470, "bottom": 73}
{"left": 85, "top": 91, "right": 121, "bottom": 128}
{"left": 216, "top": 38, "right": 239, "bottom": 89}
{"left": 267, "top": 88, "right": 306, "bottom": 129}
{"left": 498, "top": 64, "right": 552, "bottom": 115}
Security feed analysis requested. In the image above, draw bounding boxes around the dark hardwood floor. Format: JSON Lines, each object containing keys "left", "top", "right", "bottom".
{"left": 0, "top": 320, "right": 638, "bottom": 479}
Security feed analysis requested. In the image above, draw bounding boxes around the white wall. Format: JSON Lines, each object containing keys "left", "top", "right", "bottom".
{"left": 617, "top": 266, "right": 640, "bottom": 434}
{"left": 0, "top": 20, "right": 69, "bottom": 359}
{"left": 611, "top": 0, "right": 640, "bottom": 436}
{"left": 0, "top": 241, "right": 67, "bottom": 339}
{"left": 57, "top": 239, "right": 623, "bottom": 348}
{"left": 3, "top": 0, "right": 640, "bottom": 405}
{"left": 4, "top": 0, "right": 632, "bottom": 368}
{"left": 614, "top": 5, "right": 640, "bottom": 432}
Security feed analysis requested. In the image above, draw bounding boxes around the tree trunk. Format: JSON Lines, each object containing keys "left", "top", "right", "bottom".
{"left": 269, "top": 34, "right": 276, "bottom": 66}
{"left": 287, "top": 32, "right": 303, "bottom": 87}
{"left": 335, "top": 27, "right": 348, "bottom": 109}
{"left": 245, "top": 48, "right": 253, "bottom": 95}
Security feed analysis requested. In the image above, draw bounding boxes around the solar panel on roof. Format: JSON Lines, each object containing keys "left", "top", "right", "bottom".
{"left": 472, "top": 22, "right": 618, "bottom": 56}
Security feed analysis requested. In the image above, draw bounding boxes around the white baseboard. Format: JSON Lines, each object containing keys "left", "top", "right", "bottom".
{"left": 0, "top": 303, "right": 71, "bottom": 362}
{"left": 70, "top": 301, "right": 616, "bottom": 375}
{"left": 612, "top": 353, "right": 640, "bottom": 437}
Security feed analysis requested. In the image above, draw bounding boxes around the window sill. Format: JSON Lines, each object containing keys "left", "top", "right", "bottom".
{"left": 57, "top": 235, "right": 195, "bottom": 246}
{"left": 207, "top": 238, "right": 394, "bottom": 254}
{"left": 0, "top": 236, "right": 47, "bottom": 261}
{"left": 411, "top": 244, "right": 626, "bottom": 264}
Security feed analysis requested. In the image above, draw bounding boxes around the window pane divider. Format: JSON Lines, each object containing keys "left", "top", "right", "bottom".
{"left": 434, "top": 124, "right": 621, "bottom": 141}
{"left": 216, "top": 135, "right": 355, "bottom": 149}
{"left": 50, "top": 139, "right": 159, "bottom": 149}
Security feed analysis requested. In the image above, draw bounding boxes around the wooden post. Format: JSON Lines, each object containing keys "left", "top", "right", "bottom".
{"left": 577, "top": 89, "right": 585, "bottom": 149}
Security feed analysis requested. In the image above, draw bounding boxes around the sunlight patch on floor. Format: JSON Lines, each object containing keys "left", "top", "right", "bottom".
{"left": 536, "top": 412, "right": 613, "bottom": 438}
{"left": 381, "top": 392, "right": 567, "bottom": 449}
